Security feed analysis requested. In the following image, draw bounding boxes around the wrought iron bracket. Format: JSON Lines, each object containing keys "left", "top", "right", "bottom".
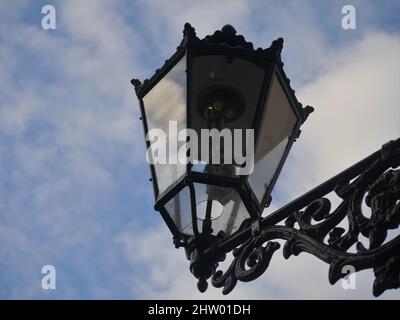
{"left": 186, "top": 138, "right": 400, "bottom": 296}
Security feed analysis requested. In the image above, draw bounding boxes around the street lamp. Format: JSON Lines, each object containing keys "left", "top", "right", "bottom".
{"left": 131, "top": 24, "right": 400, "bottom": 296}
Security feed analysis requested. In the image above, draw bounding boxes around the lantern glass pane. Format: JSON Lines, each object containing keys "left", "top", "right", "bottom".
{"left": 164, "top": 184, "right": 250, "bottom": 237}
{"left": 142, "top": 55, "right": 187, "bottom": 195}
{"left": 190, "top": 55, "right": 264, "bottom": 175}
{"left": 193, "top": 183, "right": 249, "bottom": 237}
{"left": 164, "top": 186, "right": 194, "bottom": 235}
{"left": 248, "top": 73, "right": 298, "bottom": 203}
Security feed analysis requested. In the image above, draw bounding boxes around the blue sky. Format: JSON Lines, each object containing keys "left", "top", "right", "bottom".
{"left": 0, "top": 0, "right": 399, "bottom": 299}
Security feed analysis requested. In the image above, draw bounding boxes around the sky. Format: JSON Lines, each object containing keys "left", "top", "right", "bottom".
{"left": 0, "top": 0, "right": 399, "bottom": 299}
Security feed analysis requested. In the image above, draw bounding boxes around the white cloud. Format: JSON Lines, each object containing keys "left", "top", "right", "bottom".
{"left": 0, "top": 0, "right": 148, "bottom": 298}
{"left": 277, "top": 31, "right": 400, "bottom": 199}
{"left": 0, "top": 0, "right": 398, "bottom": 299}
{"left": 135, "top": 0, "right": 251, "bottom": 59}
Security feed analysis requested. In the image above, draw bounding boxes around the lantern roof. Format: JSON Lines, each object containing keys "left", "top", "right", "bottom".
{"left": 131, "top": 23, "right": 313, "bottom": 122}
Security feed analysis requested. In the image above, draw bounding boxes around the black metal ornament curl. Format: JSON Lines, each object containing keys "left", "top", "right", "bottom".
{"left": 201, "top": 138, "right": 400, "bottom": 296}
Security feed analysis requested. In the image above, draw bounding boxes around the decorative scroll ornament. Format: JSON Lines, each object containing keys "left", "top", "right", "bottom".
{"left": 211, "top": 227, "right": 281, "bottom": 295}
{"left": 206, "top": 138, "right": 400, "bottom": 296}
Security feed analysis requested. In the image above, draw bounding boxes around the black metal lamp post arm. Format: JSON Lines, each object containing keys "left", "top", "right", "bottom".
{"left": 197, "top": 138, "right": 400, "bottom": 296}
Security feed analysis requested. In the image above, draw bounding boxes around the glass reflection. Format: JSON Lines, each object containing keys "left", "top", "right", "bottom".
{"left": 191, "top": 55, "right": 264, "bottom": 176}
{"left": 249, "top": 74, "right": 298, "bottom": 202}
{"left": 143, "top": 56, "right": 187, "bottom": 195}
{"left": 164, "top": 183, "right": 250, "bottom": 237}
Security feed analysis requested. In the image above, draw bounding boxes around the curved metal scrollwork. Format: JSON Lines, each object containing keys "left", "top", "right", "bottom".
{"left": 210, "top": 138, "right": 400, "bottom": 296}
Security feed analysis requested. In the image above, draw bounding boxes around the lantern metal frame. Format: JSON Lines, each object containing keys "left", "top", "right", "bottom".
{"left": 131, "top": 23, "right": 313, "bottom": 243}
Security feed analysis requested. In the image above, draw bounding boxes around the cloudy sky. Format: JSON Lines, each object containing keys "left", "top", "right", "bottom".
{"left": 0, "top": 0, "right": 399, "bottom": 299}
